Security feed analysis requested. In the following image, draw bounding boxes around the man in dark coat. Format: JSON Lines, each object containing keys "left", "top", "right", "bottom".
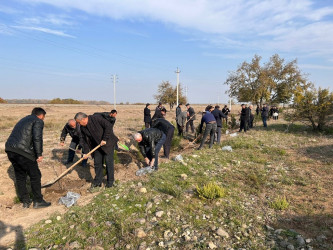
{"left": 211, "top": 105, "right": 227, "bottom": 144}
{"left": 93, "top": 110, "right": 117, "bottom": 131}
{"left": 75, "top": 112, "right": 118, "bottom": 188}
{"left": 144, "top": 103, "right": 152, "bottom": 128}
{"left": 261, "top": 104, "right": 269, "bottom": 127}
{"left": 222, "top": 105, "right": 230, "bottom": 124}
{"left": 5, "top": 107, "right": 51, "bottom": 208}
{"left": 248, "top": 105, "right": 254, "bottom": 129}
{"left": 60, "top": 119, "right": 87, "bottom": 166}
{"left": 152, "top": 116, "right": 175, "bottom": 159}
{"left": 134, "top": 128, "right": 166, "bottom": 171}
{"left": 256, "top": 105, "right": 260, "bottom": 116}
{"left": 198, "top": 105, "right": 217, "bottom": 149}
{"left": 185, "top": 103, "right": 196, "bottom": 134}
{"left": 239, "top": 104, "right": 249, "bottom": 132}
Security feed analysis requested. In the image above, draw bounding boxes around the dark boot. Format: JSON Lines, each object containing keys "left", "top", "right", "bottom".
{"left": 33, "top": 200, "right": 51, "bottom": 209}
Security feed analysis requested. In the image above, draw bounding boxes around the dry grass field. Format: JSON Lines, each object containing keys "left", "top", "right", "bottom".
{"left": 0, "top": 104, "right": 332, "bottom": 249}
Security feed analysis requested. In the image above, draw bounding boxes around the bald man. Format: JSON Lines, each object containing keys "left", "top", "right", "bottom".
{"left": 60, "top": 119, "right": 87, "bottom": 166}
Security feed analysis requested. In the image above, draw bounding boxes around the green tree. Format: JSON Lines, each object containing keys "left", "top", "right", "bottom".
{"left": 49, "top": 98, "right": 82, "bottom": 104}
{"left": 0, "top": 97, "right": 7, "bottom": 103}
{"left": 225, "top": 54, "right": 306, "bottom": 107}
{"left": 154, "top": 81, "right": 187, "bottom": 110}
{"left": 290, "top": 84, "right": 333, "bottom": 131}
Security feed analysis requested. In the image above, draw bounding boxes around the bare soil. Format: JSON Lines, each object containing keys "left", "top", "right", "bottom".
{"left": 0, "top": 104, "right": 207, "bottom": 246}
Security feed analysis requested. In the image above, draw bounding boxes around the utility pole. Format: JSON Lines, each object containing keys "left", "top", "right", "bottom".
{"left": 175, "top": 67, "right": 181, "bottom": 106}
{"left": 185, "top": 85, "right": 188, "bottom": 100}
{"left": 112, "top": 74, "right": 118, "bottom": 109}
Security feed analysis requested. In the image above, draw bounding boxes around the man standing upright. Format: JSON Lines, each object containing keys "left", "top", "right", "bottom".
{"left": 60, "top": 119, "right": 87, "bottom": 166}
{"left": 261, "top": 104, "right": 269, "bottom": 128}
{"left": 248, "top": 105, "right": 254, "bottom": 129}
{"left": 239, "top": 104, "right": 249, "bottom": 132}
{"left": 144, "top": 103, "right": 152, "bottom": 128}
{"left": 185, "top": 103, "right": 196, "bottom": 134}
{"left": 222, "top": 105, "right": 230, "bottom": 125}
{"left": 75, "top": 112, "right": 118, "bottom": 188}
{"left": 212, "top": 105, "right": 227, "bottom": 144}
{"left": 5, "top": 107, "right": 51, "bottom": 208}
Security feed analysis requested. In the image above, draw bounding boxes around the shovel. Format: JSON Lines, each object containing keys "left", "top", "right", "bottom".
{"left": 41, "top": 144, "right": 101, "bottom": 188}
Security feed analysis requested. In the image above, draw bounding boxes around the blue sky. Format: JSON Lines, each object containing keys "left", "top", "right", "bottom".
{"left": 0, "top": 0, "right": 333, "bottom": 104}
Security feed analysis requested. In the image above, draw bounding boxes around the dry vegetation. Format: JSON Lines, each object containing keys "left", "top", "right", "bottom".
{"left": 0, "top": 104, "right": 332, "bottom": 249}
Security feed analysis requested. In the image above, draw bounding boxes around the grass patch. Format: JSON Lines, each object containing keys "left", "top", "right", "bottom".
{"left": 196, "top": 182, "right": 226, "bottom": 200}
{"left": 270, "top": 196, "right": 289, "bottom": 210}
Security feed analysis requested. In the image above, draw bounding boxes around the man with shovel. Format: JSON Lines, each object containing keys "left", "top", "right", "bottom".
{"left": 60, "top": 119, "right": 87, "bottom": 167}
{"left": 5, "top": 107, "right": 51, "bottom": 208}
{"left": 75, "top": 112, "right": 118, "bottom": 189}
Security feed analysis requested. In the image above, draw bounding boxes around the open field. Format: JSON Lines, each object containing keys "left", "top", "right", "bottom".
{"left": 0, "top": 104, "right": 332, "bottom": 249}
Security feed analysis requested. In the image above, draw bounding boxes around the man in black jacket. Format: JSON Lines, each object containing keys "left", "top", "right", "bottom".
{"left": 185, "top": 103, "right": 196, "bottom": 134}
{"left": 222, "top": 105, "right": 230, "bottom": 125}
{"left": 75, "top": 112, "right": 119, "bottom": 188}
{"left": 261, "top": 104, "right": 269, "bottom": 127}
{"left": 144, "top": 103, "right": 152, "bottom": 128}
{"left": 211, "top": 105, "right": 227, "bottom": 144}
{"left": 5, "top": 107, "right": 51, "bottom": 209}
{"left": 93, "top": 110, "right": 117, "bottom": 131}
{"left": 134, "top": 128, "right": 166, "bottom": 171}
{"left": 152, "top": 117, "right": 175, "bottom": 159}
{"left": 60, "top": 119, "right": 87, "bottom": 166}
{"left": 248, "top": 105, "right": 254, "bottom": 129}
{"left": 239, "top": 104, "right": 249, "bottom": 132}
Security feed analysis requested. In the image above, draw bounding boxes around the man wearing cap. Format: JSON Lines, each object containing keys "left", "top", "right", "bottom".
{"left": 144, "top": 103, "right": 152, "bottom": 128}
{"left": 185, "top": 103, "right": 196, "bottom": 134}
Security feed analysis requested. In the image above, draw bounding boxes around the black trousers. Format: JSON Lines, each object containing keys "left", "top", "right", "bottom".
{"left": 67, "top": 140, "right": 87, "bottom": 166}
{"left": 163, "top": 127, "right": 174, "bottom": 158}
{"left": 93, "top": 148, "right": 114, "bottom": 186}
{"left": 239, "top": 119, "right": 248, "bottom": 132}
{"left": 186, "top": 119, "right": 195, "bottom": 133}
{"left": 7, "top": 151, "right": 43, "bottom": 203}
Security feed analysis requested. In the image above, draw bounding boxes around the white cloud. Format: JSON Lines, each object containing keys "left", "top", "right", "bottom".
{"left": 12, "top": 25, "right": 75, "bottom": 38}
{"left": 0, "top": 23, "right": 14, "bottom": 35}
{"left": 19, "top": 0, "right": 333, "bottom": 56}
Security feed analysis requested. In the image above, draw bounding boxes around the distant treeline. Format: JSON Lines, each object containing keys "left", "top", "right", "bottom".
{"left": 3, "top": 99, "right": 110, "bottom": 105}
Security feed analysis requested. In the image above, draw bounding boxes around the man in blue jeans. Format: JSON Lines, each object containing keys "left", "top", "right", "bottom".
{"left": 134, "top": 128, "right": 166, "bottom": 171}
{"left": 261, "top": 104, "right": 269, "bottom": 127}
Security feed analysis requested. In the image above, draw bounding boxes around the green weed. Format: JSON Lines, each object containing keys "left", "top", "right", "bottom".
{"left": 196, "top": 182, "right": 226, "bottom": 200}
{"left": 270, "top": 196, "right": 289, "bottom": 210}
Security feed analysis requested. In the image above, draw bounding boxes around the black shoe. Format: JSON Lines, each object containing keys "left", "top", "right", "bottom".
{"left": 22, "top": 200, "right": 31, "bottom": 208}
{"left": 33, "top": 200, "right": 51, "bottom": 209}
{"left": 105, "top": 183, "right": 114, "bottom": 188}
{"left": 90, "top": 183, "right": 102, "bottom": 189}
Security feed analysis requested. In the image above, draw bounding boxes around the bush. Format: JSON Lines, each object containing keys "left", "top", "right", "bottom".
{"left": 49, "top": 98, "right": 82, "bottom": 104}
{"left": 270, "top": 196, "right": 289, "bottom": 210}
{"left": 196, "top": 182, "right": 226, "bottom": 200}
{"left": 229, "top": 114, "right": 238, "bottom": 129}
{"left": 0, "top": 97, "right": 7, "bottom": 103}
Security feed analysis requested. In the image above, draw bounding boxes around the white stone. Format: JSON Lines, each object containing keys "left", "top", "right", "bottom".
{"left": 156, "top": 211, "right": 164, "bottom": 218}
{"left": 139, "top": 187, "right": 147, "bottom": 193}
{"left": 45, "top": 220, "right": 52, "bottom": 224}
{"left": 216, "top": 228, "right": 229, "bottom": 238}
{"left": 208, "top": 241, "right": 217, "bottom": 249}
{"left": 135, "top": 228, "right": 146, "bottom": 238}
{"left": 56, "top": 216, "right": 61, "bottom": 221}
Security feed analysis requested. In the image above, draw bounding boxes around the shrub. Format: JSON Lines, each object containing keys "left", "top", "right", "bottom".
{"left": 196, "top": 182, "right": 226, "bottom": 200}
{"left": 0, "top": 97, "right": 7, "bottom": 103}
{"left": 49, "top": 98, "right": 82, "bottom": 104}
{"left": 229, "top": 114, "right": 238, "bottom": 129}
{"left": 270, "top": 196, "right": 289, "bottom": 210}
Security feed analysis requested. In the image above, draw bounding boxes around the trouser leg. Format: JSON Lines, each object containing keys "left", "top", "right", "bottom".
{"left": 26, "top": 158, "right": 43, "bottom": 202}
{"left": 93, "top": 150, "right": 104, "bottom": 186}
{"left": 209, "top": 124, "right": 217, "bottom": 148}
{"left": 67, "top": 140, "right": 78, "bottom": 163}
{"left": 185, "top": 120, "right": 189, "bottom": 133}
{"left": 105, "top": 148, "right": 115, "bottom": 186}
{"left": 239, "top": 120, "right": 244, "bottom": 131}
{"left": 154, "top": 133, "right": 166, "bottom": 170}
{"left": 163, "top": 127, "right": 174, "bottom": 158}
{"left": 177, "top": 124, "right": 183, "bottom": 136}
{"left": 216, "top": 126, "right": 222, "bottom": 144}
{"left": 198, "top": 124, "right": 212, "bottom": 149}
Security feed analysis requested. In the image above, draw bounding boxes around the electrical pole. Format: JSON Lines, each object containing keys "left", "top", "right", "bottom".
{"left": 175, "top": 67, "right": 181, "bottom": 106}
{"left": 185, "top": 85, "right": 188, "bottom": 100}
{"left": 112, "top": 74, "right": 118, "bottom": 109}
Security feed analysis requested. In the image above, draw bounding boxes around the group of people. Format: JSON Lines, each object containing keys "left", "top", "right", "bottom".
{"left": 5, "top": 102, "right": 277, "bottom": 209}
